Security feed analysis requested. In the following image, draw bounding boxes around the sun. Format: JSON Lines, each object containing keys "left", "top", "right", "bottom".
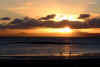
{"left": 33, "top": 27, "right": 72, "bottom": 33}
{"left": 58, "top": 27, "right": 72, "bottom": 32}
{"left": 53, "top": 13, "right": 83, "bottom": 22}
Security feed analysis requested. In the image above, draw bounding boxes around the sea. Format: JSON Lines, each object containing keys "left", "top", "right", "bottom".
{"left": 0, "top": 37, "right": 100, "bottom": 59}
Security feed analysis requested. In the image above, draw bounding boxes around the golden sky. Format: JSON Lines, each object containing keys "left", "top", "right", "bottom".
{"left": 0, "top": 0, "right": 100, "bottom": 18}
{"left": 0, "top": 0, "right": 100, "bottom": 37}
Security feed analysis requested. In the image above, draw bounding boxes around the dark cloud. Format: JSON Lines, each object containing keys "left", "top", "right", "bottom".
{"left": 1, "top": 20, "right": 87, "bottom": 29}
{"left": 6, "top": 18, "right": 41, "bottom": 29}
{"left": 10, "top": 18, "right": 23, "bottom": 24}
{"left": 78, "top": 14, "right": 90, "bottom": 19}
{"left": 0, "top": 17, "right": 11, "bottom": 20}
{"left": 39, "top": 14, "right": 56, "bottom": 20}
{"left": 88, "top": 18, "right": 100, "bottom": 27}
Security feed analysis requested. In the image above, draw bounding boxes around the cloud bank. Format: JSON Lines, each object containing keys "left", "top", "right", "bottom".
{"left": 0, "top": 14, "right": 100, "bottom": 29}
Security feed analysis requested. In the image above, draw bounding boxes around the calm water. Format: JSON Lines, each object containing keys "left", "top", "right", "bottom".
{"left": 0, "top": 37, "right": 100, "bottom": 59}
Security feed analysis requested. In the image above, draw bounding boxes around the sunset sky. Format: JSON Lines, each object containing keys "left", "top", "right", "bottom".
{"left": 0, "top": 0, "right": 100, "bottom": 37}
{"left": 0, "top": 0, "right": 100, "bottom": 18}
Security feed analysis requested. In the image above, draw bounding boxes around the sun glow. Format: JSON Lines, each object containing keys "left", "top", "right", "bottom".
{"left": 32, "top": 27, "right": 73, "bottom": 33}
{"left": 58, "top": 27, "right": 72, "bottom": 32}
{"left": 43, "top": 27, "right": 73, "bottom": 33}
{"left": 53, "top": 14, "right": 84, "bottom": 22}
